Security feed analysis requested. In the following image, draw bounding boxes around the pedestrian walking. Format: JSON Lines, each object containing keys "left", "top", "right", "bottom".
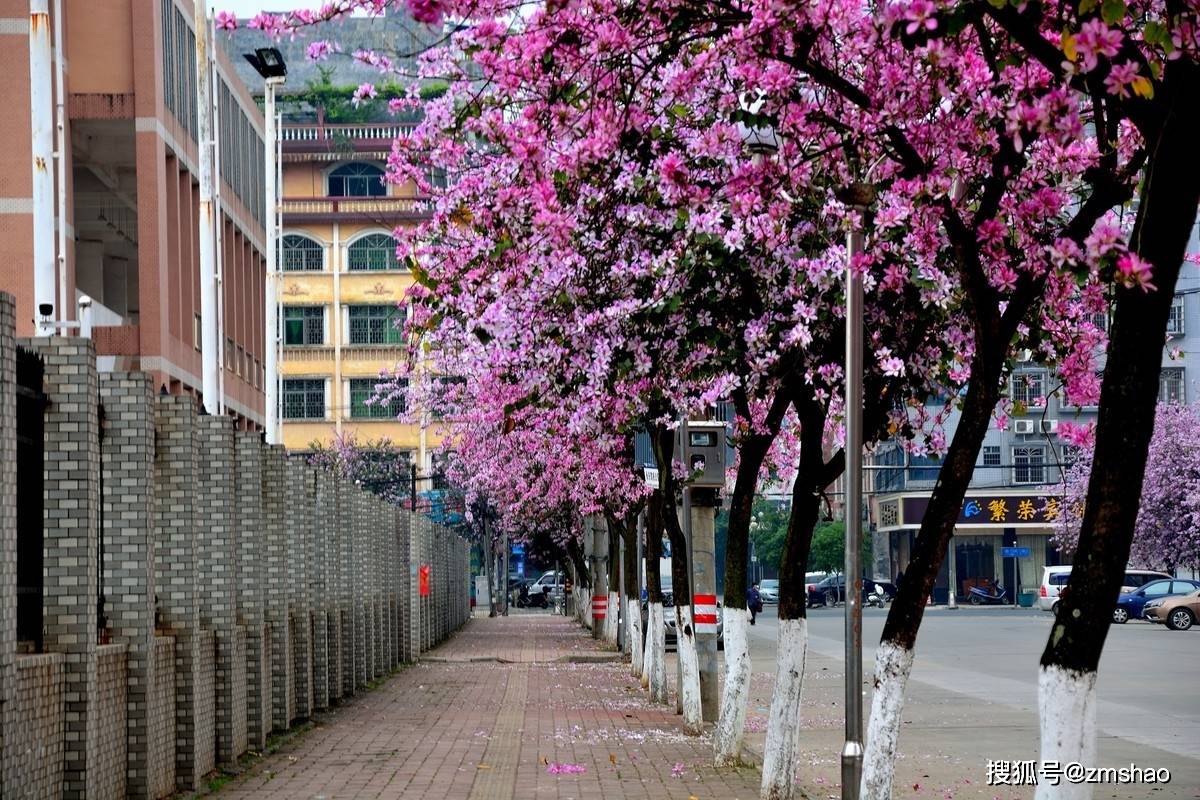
{"left": 748, "top": 582, "right": 763, "bottom": 625}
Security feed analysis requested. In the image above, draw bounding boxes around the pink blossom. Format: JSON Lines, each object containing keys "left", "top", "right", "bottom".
{"left": 214, "top": 11, "right": 238, "bottom": 31}
{"left": 306, "top": 40, "right": 333, "bottom": 61}
{"left": 351, "top": 83, "right": 378, "bottom": 107}
{"left": 546, "top": 762, "right": 587, "bottom": 775}
{"left": 405, "top": 0, "right": 445, "bottom": 25}
{"left": 1103, "top": 62, "right": 1140, "bottom": 97}
{"left": 904, "top": 0, "right": 939, "bottom": 36}
{"left": 1075, "top": 20, "right": 1123, "bottom": 72}
{"left": 1115, "top": 252, "right": 1156, "bottom": 292}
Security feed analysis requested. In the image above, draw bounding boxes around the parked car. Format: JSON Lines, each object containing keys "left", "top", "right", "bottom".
{"left": 1039, "top": 566, "right": 1171, "bottom": 613}
{"left": 1113, "top": 578, "right": 1200, "bottom": 623}
{"left": 759, "top": 579, "right": 779, "bottom": 604}
{"left": 639, "top": 575, "right": 724, "bottom": 648}
{"left": 808, "top": 574, "right": 845, "bottom": 607}
{"left": 1143, "top": 588, "right": 1200, "bottom": 630}
{"left": 528, "top": 570, "right": 566, "bottom": 602}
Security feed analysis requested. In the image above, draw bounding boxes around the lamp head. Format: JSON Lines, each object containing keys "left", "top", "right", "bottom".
{"left": 244, "top": 47, "right": 287, "bottom": 79}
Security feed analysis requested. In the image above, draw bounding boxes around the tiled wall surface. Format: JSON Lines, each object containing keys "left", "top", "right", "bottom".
{"left": 0, "top": 294, "right": 471, "bottom": 799}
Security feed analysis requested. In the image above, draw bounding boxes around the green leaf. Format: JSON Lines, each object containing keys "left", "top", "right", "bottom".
{"left": 1077, "top": 0, "right": 1097, "bottom": 14}
{"left": 1100, "top": 0, "right": 1126, "bottom": 24}
{"left": 1143, "top": 20, "right": 1167, "bottom": 45}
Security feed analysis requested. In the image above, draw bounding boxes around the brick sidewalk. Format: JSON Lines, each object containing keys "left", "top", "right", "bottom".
{"left": 208, "top": 613, "right": 761, "bottom": 799}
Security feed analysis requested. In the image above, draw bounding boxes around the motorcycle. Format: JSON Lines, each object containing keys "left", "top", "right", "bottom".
{"left": 967, "top": 582, "right": 1009, "bottom": 605}
{"left": 866, "top": 583, "right": 891, "bottom": 608}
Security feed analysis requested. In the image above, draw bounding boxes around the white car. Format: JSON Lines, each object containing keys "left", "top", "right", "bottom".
{"left": 1038, "top": 566, "right": 1172, "bottom": 612}
{"left": 758, "top": 579, "right": 779, "bottom": 604}
{"left": 528, "top": 570, "right": 565, "bottom": 600}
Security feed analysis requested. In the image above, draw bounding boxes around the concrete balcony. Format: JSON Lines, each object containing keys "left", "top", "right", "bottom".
{"left": 280, "top": 196, "right": 431, "bottom": 225}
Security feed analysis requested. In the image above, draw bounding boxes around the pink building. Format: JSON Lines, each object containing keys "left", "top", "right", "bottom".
{"left": 0, "top": 0, "right": 267, "bottom": 428}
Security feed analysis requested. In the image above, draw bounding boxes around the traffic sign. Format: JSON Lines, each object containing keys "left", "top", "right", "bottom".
{"left": 1001, "top": 547, "right": 1031, "bottom": 558}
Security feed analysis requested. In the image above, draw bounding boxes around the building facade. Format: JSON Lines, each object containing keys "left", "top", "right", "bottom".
{"left": 273, "top": 121, "right": 447, "bottom": 467}
{"left": 0, "top": 0, "right": 268, "bottom": 427}
{"left": 871, "top": 254, "right": 1200, "bottom": 602}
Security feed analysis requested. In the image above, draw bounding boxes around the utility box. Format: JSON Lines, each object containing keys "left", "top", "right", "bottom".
{"left": 676, "top": 421, "right": 728, "bottom": 488}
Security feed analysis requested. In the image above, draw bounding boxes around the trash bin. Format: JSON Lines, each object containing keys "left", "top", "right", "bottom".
{"left": 1017, "top": 591, "right": 1036, "bottom": 608}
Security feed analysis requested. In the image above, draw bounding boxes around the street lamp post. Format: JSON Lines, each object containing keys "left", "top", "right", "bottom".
{"left": 243, "top": 48, "right": 288, "bottom": 442}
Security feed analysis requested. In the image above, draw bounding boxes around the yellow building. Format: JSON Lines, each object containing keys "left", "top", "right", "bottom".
{"left": 277, "top": 122, "right": 444, "bottom": 467}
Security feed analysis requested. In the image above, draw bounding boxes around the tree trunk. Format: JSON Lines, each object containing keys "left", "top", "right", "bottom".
{"left": 644, "top": 489, "right": 669, "bottom": 702}
{"left": 652, "top": 422, "right": 702, "bottom": 732}
{"left": 606, "top": 521, "right": 621, "bottom": 646}
{"left": 1036, "top": 61, "right": 1200, "bottom": 800}
{"left": 621, "top": 515, "right": 641, "bottom": 669}
{"left": 760, "top": 453, "right": 823, "bottom": 800}
{"left": 715, "top": 430, "right": 777, "bottom": 766}
{"left": 860, "top": 375, "right": 1001, "bottom": 800}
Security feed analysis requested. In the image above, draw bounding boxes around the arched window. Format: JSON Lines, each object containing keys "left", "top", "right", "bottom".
{"left": 328, "top": 162, "right": 386, "bottom": 197}
{"left": 280, "top": 234, "right": 324, "bottom": 271}
{"left": 347, "top": 233, "right": 397, "bottom": 271}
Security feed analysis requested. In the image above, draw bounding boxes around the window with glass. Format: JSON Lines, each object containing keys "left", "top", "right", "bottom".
{"left": 328, "top": 162, "right": 386, "bottom": 197}
{"left": 281, "top": 234, "right": 324, "bottom": 271}
{"left": 1013, "top": 445, "right": 1046, "bottom": 484}
{"left": 349, "top": 378, "right": 406, "bottom": 419}
{"left": 874, "top": 447, "right": 906, "bottom": 493}
{"left": 1160, "top": 367, "right": 1185, "bottom": 404}
{"left": 982, "top": 446, "right": 1001, "bottom": 467}
{"left": 1011, "top": 371, "right": 1047, "bottom": 408}
{"left": 283, "top": 306, "right": 324, "bottom": 346}
{"left": 347, "top": 305, "right": 405, "bottom": 345}
{"left": 347, "top": 233, "right": 397, "bottom": 271}
{"left": 282, "top": 378, "right": 325, "bottom": 420}
{"left": 1166, "top": 296, "right": 1185, "bottom": 335}
{"left": 908, "top": 454, "right": 941, "bottom": 481}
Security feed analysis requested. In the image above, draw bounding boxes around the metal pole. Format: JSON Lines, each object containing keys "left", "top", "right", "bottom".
{"left": 680, "top": 417, "right": 694, "bottom": 622}
{"left": 78, "top": 295, "right": 93, "bottom": 339}
{"left": 842, "top": 218, "right": 865, "bottom": 800}
{"left": 30, "top": 0, "right": 56, "bottom": 336}
{"left": 947, "top": 533, "right": 959, "bottom": 609}
{"left": 410, "top": 462, "right": 418, "bottom": 511}
{"left": 264, "top": 76, "right": 283, "bottom": 441}
{"left": 194, "top": 0, "right": 218, "bottom": 413}
{"left": 52, "top": 0, "right": 69, "bottom": 326}
{"left": 211, "top": 16, "right": 226, "bottom": 416}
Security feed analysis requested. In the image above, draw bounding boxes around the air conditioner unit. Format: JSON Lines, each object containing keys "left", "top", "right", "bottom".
{"left": 1012, "top": 419, "right": 1036, "bottom": 435}
{"left": 1040, "top": 419, "right": 1059, "bottom": 434}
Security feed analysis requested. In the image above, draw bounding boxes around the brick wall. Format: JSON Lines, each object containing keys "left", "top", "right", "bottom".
{"left": 196, "top": 416, "right": 247, "bottom": 763}
{"left": 235, "top": 434, "right": 270, "bottom": 750}
{"left": 99, "top": 372, "right": 158, "bottom": 798}
{"left": 287, "top": 459, "right": 314, "bottom": 720}
{"left": 5, "top": 654, "right": 65, "bottom": 797}
{"left": 23, "top": 336, "right": 99, "bottom": 800}
{"left": 261, "top": 445, "right": 293, "bottom": 730}
{"left": 89, "top": 644, "right": 129, "bottom": 800}
{"left": 149, "top": 637, "right": 176, "bottom": 799}
{"left": 194, "top": 630, "right": 216, "bottom": 779}
{"left": 153, "top": 395, "right": 204, "bottom": 792}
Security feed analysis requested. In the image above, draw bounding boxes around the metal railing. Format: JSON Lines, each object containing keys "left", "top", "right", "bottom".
{"left": 280, "top": 197, "right": 432, "bottom": 216}
{"left": 281, "top": 123, "right": 417, "bottom": 142}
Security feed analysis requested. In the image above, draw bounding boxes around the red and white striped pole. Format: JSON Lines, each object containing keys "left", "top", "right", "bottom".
{"left": 693, "top": 593, "right": 718, "bottom": 635}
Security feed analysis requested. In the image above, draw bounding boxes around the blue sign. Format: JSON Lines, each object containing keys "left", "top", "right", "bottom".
{"left": 1002, "top": 547, "right": 1031, "bottom": 558}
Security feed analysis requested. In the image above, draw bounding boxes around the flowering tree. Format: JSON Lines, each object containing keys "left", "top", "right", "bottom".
{"left": 307, "top": 433, "right": 415, "bottom": 507}
{"left": 1055, "top": 403, "right": 1200, "bottom": 573}
{"left": 230, "top": 1, "right": 1200, "bottom": 797}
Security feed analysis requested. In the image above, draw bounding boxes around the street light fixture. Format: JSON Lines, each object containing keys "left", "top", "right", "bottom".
{"left": 243, "top": 47, "right": 288, "bottom": 79}
{"left": 738, "top": 97, "right": 877, "bottom": 800}
{"left": 244, "top": 47, "right": 287, "bottom": 443}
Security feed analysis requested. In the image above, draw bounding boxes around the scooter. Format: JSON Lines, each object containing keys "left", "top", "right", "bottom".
{"left": 866, "top": 584, "right": 890, "bottom": 608}
{"left": 967, "top": 582, "right": 1009, "bottom": 605}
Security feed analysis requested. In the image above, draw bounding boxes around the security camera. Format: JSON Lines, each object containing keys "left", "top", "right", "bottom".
{"left": 38, "top": 303, "right": 53, "bottom": 317}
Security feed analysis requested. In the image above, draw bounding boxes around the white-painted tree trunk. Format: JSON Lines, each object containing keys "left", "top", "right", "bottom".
{"left": 606, "top": 590, "right": 620, "bottom": 645}
{"left": 648, "top": 601, "right": 669, "bottom": 703}
{"left": 676, "top": 604, "right": 703, "bottom": 735}
{"left": 627, "top": 594, "right": 641, "bottom": 674}
{"left": 581, "top": 587, "right": 592, "bottom": 629}
{"left": 760, "top": 618, "right": 808, "bottom": 800}
{"left": 713, "top": 607, "right": 752, "bottom": 766}
{"left": 859, "top": 641, "right": 915, "bottom": 800}
{"left": 1034, "top": 665, "right": 1098, "bottom": 800}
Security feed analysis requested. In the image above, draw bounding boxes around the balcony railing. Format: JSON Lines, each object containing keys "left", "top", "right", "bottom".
{"left": 282, "top": 123, "right": 417, "bottom": 143}
{"left": 280, "top": 197, "right": 432, "bottom": 220}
